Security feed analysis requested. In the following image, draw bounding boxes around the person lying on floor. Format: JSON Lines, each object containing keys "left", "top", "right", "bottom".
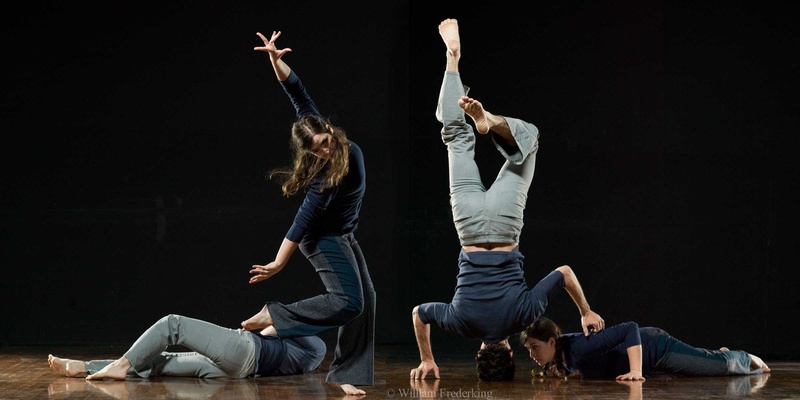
{"left": 47, "top": 314, "right": 325, "bottom": 380}
{"left": 521, "top": 317, "right": 770, "bottom": 381}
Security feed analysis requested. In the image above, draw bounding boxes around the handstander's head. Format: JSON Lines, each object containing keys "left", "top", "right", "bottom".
{"left": 476, "top": 339, "right": 515, "bottom": 381}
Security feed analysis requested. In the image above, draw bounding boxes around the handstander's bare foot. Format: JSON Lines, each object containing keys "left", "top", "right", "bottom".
{"left": 241, "top": 304, "right": 273, "bottom": 331}
{"left": 459, "top": 96, "right": 516, "bottom": 147}
{"left": 85, "top": 357, "right": 131, "bottom": 381}
{"left": 48, "top": 354, "right": 87, "bottom": 377}
{"left": 459, "top": 96, "right": 492, "bottom": 134}
{"left": 329, "top": 382, "right": 366, "bottom": 396}
{"left": 438, "top": 18, "right": 460, "bottom": 64}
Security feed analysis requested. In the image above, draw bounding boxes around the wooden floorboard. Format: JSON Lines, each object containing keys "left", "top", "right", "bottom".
{"left": 2, "top": 345, "right": 798, "bottom": 399}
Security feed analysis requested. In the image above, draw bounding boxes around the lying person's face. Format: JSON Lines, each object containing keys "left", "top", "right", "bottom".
{"left": 523, "top": 337, "right": 555, "bottom": 366}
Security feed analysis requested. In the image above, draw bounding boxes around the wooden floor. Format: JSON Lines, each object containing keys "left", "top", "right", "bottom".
{"left": 2, "top": 345, "right": 799, "bottom": 399}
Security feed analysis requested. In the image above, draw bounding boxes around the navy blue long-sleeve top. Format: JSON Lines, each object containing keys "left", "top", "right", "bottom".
{"left": 561, "top": 321, "right": 666, "bottom": 378}
{"left": 417, "top": 248, "right": 566, "bottom": 343}
{"left": 251, "top": 333, "right": 326, "bottom": 376}
{"left": 279, "top": 71, "right": 365, "bottom": 243}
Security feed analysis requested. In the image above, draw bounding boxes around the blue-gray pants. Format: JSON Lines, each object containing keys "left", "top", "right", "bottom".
{"left": 648, "top": 327, "right": 762, "bottom": 376}
{"left": 436, "top": 71, "right": 541, "bottom": 246}
{"left": 266, "top": 232, "right": 375, "bottom": 386}
{"left": 84, "top": 314, "right": 257, "bottom": 379}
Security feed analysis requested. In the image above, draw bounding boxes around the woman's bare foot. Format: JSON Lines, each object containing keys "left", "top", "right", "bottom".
{"left": 85, "top": 357, "right": 131, "bottom": 381}
{"left": 330, "top": 382, "right": 366, "bottom": 396}
{"left": 241, "top": 304, "right": 273, "bottom": 331}
{"left": 48, "top": 354, "right": 87, "bottom": 377}
{"left": 720, "top": 347, "right": 729, "bottom": 351}
{"left": 438, "top": 18, "right": 460, "bottom": 61}
{"left": 749, "top": 353, "right": 771, "bottom": 373}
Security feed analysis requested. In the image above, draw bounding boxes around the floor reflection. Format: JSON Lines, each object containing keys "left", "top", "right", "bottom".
{"left": 47, "top": 373, "right": 330, "bottom": 400}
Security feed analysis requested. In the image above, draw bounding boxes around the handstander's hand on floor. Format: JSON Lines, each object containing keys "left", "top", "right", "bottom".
{"left": 410, "top": 360, "right": 440, "bottom": 380}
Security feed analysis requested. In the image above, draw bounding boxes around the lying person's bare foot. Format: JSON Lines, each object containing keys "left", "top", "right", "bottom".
{"left": 329, "top": 382, "right": 367, "bottom": 396}
{"left": 48, "top": 354, "right": 87, "bottom": 377}
{"left": 86, "top": 357, "right": 131, "bottom": 381}
{"left": 241, "top": 304, "right": 272, "bottom": 331}
{"left": 720, "top": 347, "right": 730, "bottom": 351}
{"left": 438, "top": 18, "right": 460, "bottom": 61}
{"left": 749, "top": 353, "right": 771, "bottom": 373}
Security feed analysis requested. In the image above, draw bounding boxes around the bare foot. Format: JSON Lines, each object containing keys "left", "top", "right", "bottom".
{"left": 330, "top": 382, "right": 366, "bottom": 396}
{"left": 241, "top": 304, "right": 273, "bottom": 331}
{"left": 459, "top": 96, "right": 492, "bottom": 134}
{"left": 86, "top": 357, "right": 131, "bottom": 381}
{"left": 48, "top": 354, "right": 87, "bottom": 377}
{"left": 438, "top": 18, "right": 460, "bottom": 61}
{"left": 749, "top": 353, "right": 771, "bottom": 373}
{"left": 720, "top": 347, "right": 729, "bottom": 351}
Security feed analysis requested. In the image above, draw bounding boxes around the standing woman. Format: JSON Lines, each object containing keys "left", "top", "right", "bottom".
{"left": 240, "top": 30, "right": 374, "bottom": 397}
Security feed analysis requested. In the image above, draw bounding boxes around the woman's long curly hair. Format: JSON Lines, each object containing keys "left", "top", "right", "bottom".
{"left": 520, "top": 317, "right": 582, "bottom": 379}
{"left": 269, "top": 114, "right": 350, "bottom": 197}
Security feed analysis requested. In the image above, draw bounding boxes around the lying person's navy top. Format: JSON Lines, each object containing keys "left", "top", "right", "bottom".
{"left": 559, "top": 321, "right": 646, "bottom": 378}
{"left": 558, "top": 321, "right": 757, "bottom": 378}
{"left": 417, "top": 247, "right": 565, "bottom": 343}
{"left": 251, "top": 333, "right": 326, "bottom": 377}
{"left": 279, "top": 70, "right": 366, "bottom": 243}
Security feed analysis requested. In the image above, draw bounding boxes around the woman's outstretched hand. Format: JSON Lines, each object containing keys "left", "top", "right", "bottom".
{"left": 254, "top": 31, "right": 292, "bottom": 59}
{"left": 248, "top": 261, "right": 285, "bottom": 284}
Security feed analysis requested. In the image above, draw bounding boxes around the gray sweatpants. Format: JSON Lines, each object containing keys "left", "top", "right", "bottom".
{"left": 84, "top": 314, "right": 257, "bottom": 379}
{"left": 436, "top": 71, "right": 540, "bottom": 246}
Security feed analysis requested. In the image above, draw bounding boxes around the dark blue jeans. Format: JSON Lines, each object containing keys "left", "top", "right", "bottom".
{"left": 648, "top": 327, "right": 758, "bottom": 375}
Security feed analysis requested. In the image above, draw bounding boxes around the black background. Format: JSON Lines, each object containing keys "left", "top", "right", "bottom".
{"left": 2, "top": 1, "right": 798, "bottom": 361}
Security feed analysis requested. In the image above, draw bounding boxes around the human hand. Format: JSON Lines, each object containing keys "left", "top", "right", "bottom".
{"left": 616, "top": 369, "right": 645, "bottom": 381}
{"left": 254, "top": 31, "right": 292, "bottom": 59}
{"left": 581, "top": 311, "right": 605, "bottom": 336}
{"left": 410, "top": 360, "right": 440, "bottom": 380}
{"left": 248, "top": 261, "right": 285, "bottom": 284}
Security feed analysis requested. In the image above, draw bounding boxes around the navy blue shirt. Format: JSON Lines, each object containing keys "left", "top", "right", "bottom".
{"left": 279, "top": 71, "right": 366, "bottom": 243}
{"left": 251, "top": 333, "right": 327, "bottom": 377}
{"left": 252, "top": 333, "right": 286, "bottom": 376}
{"left": 561, "top": 321, "right": 667, "bottom": 378}
{"left": 417, "top": 248, "right": 566, "bottom": 343}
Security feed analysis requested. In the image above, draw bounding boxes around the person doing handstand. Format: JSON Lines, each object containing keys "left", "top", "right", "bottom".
{"left": 410, "top": 19, "right": 604, "bottom": 382}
